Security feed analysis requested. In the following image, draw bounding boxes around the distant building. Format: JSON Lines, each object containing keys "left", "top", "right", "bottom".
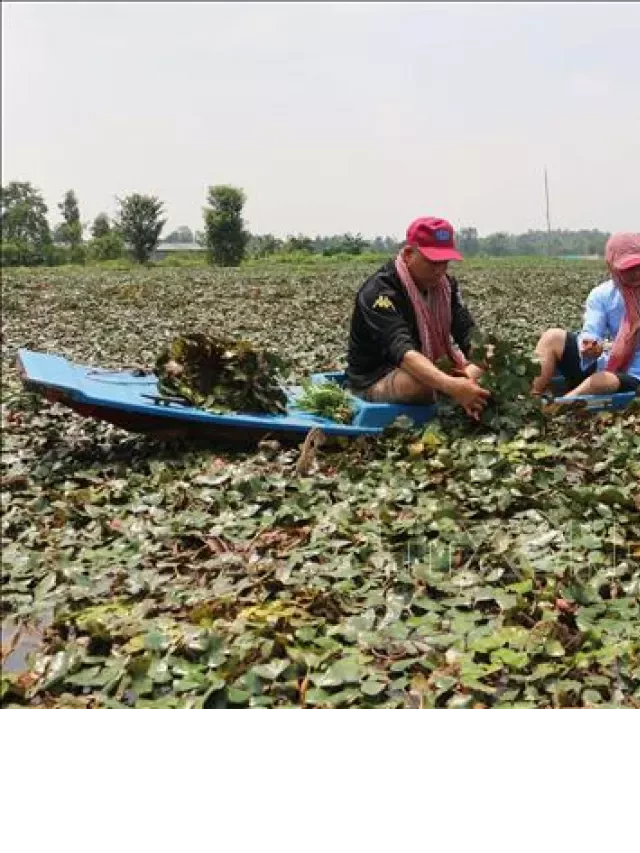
{"left": 151, "top": 242, "right": 206, "bottom": 261}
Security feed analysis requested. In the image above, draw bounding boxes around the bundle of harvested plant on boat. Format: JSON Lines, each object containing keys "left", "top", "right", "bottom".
{"left": 295, "top": 379, "right": 355, "bottom": 424}
{"left": 155, "top": 333, "right": 289, "bottom": 414}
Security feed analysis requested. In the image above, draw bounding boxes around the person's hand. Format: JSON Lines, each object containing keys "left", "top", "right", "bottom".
{"left": 463, "top": 363, "right": 484, "bottom": 382}
{"left": 447, "top": 376, "right": 491, "bottom": 420}
{"left": 449, "top": 361, "right": 484, "bottom": 381}
{"left": 579, "top": 337, "right": 603, "bottom": 360}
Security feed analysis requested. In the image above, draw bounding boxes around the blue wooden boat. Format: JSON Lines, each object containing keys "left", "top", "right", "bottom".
{"left": 16, "top": 348, "right": 636, "bottom": 442}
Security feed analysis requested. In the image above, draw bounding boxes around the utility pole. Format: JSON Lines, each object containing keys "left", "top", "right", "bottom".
{"left": 544, "top": 166, "right": 552, "bottom": 256}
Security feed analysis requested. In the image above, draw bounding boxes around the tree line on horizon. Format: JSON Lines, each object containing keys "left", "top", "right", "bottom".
{"left": 0, "top": 180, "right": 611, "bottom": 268}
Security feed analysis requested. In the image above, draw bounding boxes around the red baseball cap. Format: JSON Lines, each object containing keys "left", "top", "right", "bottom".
{"left": 406, "top": 217, "right": 463, "bottom": 262}
{"left": 605, "top": 232, "right": 640, "bottom": 272}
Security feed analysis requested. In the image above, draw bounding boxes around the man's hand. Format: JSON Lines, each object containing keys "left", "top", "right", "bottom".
{"left": 446, "top": 376, "right": 491, "bottom": 420}
{"left": 449, "top": 360, "right": 484, "bottom": 381}
{"left": 579, "top": 337, "right": 603, "bottom": 360}
{"left": 462, "top": 363, "right": 484, "bottom": 382}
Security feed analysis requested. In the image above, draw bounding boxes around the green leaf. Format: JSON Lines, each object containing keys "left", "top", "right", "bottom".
{"left": 227, "top": 687, "right": 250, "bottom": 704}
{"left": 295, "top": 627, "right": 317, "bottom": 643}
{"left": 65, "top": 666, "right": 105, "bottom": 687}
{"left": 360, "top": 679, "right": 387, "bottom": 697}
{"left": 305, "top": 688, "right": 332, "bottom": 706}
{"left": 447, "top": 693, "right": 475, "bottom": 709}
{"left": 314, "top": 658, "right": 362, "bottom": 687}
{"left": 174, "top": 678, "right": 205, "bottom": 693}
{"left": 144, "top": 631, "right": 170, "bottom": 652}
{"left": 582, "top": 689, "right": 603, "bottom": 705}
{"left": 34, "top": 573, "right": 56, "bottom": 599}
{"left": 252, "top": 660, "right": 289, "bottom": 681}
{"left": 149, "top": 659, "right": 172, "bottom": 685}
{"left": 433, "top": 675, "right": 457, "bottom": 697}
{"left": 491, "top": 648, "right": 529, "bottom": 670}
{"left": 545, "top": 640, "right": 565, "bottom": 658}
{"left": 470, "top": 467, "right": 493, "bottom": 483}
{"left": 5, "top": 256, "right": 638, "bottom": 710}
{"left": 41, "top": 650, "right": 80, "bottom": 691}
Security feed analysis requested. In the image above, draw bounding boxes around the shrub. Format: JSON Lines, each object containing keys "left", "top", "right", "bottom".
{"left": 87, "top": 233, "right": 125, "bottom": 262}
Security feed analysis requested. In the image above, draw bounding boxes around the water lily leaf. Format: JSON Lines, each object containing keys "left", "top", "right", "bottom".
{"left": 295, "top": 627, "right": 317, "bottom": 643}
{"left": 448, "top": 693, "right": 477, "bottom": 709}
{"left": 432, "top": 675, "right": 457, "bottom": 697}
{"left": 305, "top": 688, "right": 332, "bottom": 706}
{"left": 41, "top": 650, "right": 80, "bottom": 691}
{"left": 491, "top": 648, "right": 529, "bottom": 670}
{"left": 360, "top": 679, "right": 387, "bottom": 696}
{"left": 144, "top": 631, "right": 170, "bottom": 652}
{"left": 313, "top": 658, "right": 362, "bottom": 687}
{"left": 65, "top": 666, "right": 105, "bottom": 687}
{"left": 470, "top": 468, "right": 493, "bottom": 483}
{"left": 252, "top": 660, "right": 289, "bottom": 681}
{"left": 149, "top": 659, "right": 172, "bottom": 685}
{"left": 226, "top": 687, "right": 249, "bottom": 704}
{"left": 582, "top": 689, "right": 603, "bottom": 705}
{"left": 34, "top": 573, "right": 56, "bottom": 599}
{"left": 545, "top": 639, "right": 566, "bottom": 658}
{"left": 4, "top": 259, "right": 638, "bottom": 709}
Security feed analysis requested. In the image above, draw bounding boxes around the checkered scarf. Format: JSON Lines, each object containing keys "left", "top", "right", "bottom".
{"left": 395, "top": 254, "right": 467, "bottom": 369}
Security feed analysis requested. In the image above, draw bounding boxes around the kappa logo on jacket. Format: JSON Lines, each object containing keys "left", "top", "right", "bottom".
{"left": 372, "top": 295, "right": 395, "bottom": 311}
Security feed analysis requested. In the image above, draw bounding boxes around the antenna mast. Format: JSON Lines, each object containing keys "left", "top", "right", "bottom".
{"left": 544, "top": 166, "right": 552, "bottom": 256}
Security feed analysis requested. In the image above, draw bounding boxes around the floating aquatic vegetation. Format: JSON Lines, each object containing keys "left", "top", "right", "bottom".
{"left": 2, "top": 259, "right": 639, "bottom": 709}
{"left": 155, "top": 332, "right": 288, "bottom": 414}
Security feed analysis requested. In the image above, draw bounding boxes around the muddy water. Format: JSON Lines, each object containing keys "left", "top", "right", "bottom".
{"left": 1, "top": 615, "right": 52, "bottom": 674}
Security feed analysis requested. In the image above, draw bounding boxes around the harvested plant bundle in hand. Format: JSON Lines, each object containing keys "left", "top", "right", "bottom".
{"left": 437, "top": 331, "right": 543, "bottom": 436}
{"left": 155, "top": 333, "right": 289, "bottom": 414}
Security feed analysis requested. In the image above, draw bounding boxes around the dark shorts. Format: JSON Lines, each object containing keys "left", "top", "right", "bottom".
{"left": 558, "top": 332, "right": 640, "bottom": 394}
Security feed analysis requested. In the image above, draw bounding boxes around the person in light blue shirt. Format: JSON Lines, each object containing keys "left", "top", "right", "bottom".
{"left": 532, "top": 232, "right": 640, "bottom": 397}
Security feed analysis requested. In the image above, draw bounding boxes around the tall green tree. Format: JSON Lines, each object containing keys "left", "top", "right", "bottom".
{"left": 91, "top": 212, "right": 111, "bottom": 239}
{"left": 56, "top": 189, "right": 82, "bottom": 247}
{"left": 0, "top": 181, "right": 52, "bottom": 265}
{"left": 203, "top": 185, "right": 248, "bottom": 267}
{"left": 115, "top": 194, "right": 166, "bottom": 263}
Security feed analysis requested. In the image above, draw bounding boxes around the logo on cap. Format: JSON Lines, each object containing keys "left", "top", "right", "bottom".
{"left": 435, "top": 229, "right": 450, "bottom": 242}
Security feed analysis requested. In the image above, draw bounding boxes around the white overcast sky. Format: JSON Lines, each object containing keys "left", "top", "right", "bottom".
{"left": 2, "top": 1, "right": 639, "bottom": 238}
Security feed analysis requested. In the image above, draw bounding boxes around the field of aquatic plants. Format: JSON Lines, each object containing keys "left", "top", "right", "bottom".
{"left": 2, "top": 258, "right": 639, "bottom": 708}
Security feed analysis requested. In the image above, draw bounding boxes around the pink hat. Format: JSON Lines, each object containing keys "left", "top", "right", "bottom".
{"left": 605, "top": 232, "right": 640, "bottom": 272}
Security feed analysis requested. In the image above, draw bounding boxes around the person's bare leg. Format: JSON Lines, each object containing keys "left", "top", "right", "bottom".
{"left": 369, "top": 368, "right": 435, "bottom": 403}
{"left": 564, "top": 371, "right": 620, "bottom": 397}
{"left": 389, "top": 368, "right": 436, "bottom": 403}
{"left": 532, "top": 328, "right": 567, "bottom": 395}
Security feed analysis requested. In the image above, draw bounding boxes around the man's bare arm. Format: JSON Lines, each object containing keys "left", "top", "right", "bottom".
{"left": 400, "top": 350, "right": 490, "bottom": 419}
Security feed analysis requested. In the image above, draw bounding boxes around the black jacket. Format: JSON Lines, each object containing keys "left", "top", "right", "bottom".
{"left": 346, "top": 261, "right": 476, "bottom": 390}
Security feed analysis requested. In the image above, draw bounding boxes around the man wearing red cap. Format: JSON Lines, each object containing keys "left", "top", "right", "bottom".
{"left": 532, "top": 232, "right": 640, "bottom": 397}
{"left": 346, "top": 216, "right": 490, "bottom": 419}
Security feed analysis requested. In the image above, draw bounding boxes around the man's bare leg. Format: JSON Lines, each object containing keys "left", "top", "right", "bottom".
{"left": 367, "top": 368, "right": 435, "bottom": 404}
{"left": 564, "top": 371, "right": 620, "bottom": 397}
{"left": 532, "top": 328, "right": 567, "bottom": 395}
